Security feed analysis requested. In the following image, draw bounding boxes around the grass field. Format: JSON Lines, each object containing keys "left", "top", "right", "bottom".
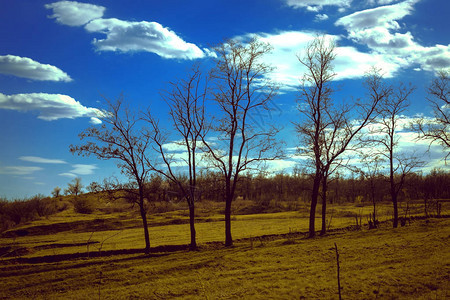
{"left": 1, "top": 200, "right": 449, "bottom": 299}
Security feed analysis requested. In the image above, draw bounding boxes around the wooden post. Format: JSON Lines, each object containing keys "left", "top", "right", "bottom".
{"left": 334, "top": 242, "right": 342, "bottom": 300}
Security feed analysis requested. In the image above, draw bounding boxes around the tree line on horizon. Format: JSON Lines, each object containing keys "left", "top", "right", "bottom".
{"left": 1, "top": 168, "right": 449, "bottom": 236}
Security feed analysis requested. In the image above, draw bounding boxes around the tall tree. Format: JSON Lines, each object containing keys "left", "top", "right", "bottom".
{"left": 412, "top": 70, "right": 449, "bottom": 161}
{"left": 70, "top": 97, "right": 154, "bottom": 254}
{"left": 295, "top": 36, "right": 388, "bottom": 237}
{"left": 144, "top": 65, "right": 208, "bottom": 250}
{"left": 369, "top": 83, "right": 423, "bottom": 228}
{"left": 202, "top": 38, "right": 282, "bottom": 246}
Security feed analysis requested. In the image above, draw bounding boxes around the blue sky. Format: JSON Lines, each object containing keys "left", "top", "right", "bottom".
{"left": 0, "top": 0, "right": 449, "bottom": 199}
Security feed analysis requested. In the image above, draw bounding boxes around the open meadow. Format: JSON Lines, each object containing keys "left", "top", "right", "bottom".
{"left": 1, "top": 198, "right": 449, "bottom": 299}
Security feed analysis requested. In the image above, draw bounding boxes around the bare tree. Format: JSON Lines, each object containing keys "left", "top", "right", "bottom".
{"left": 144, "top": 65, "right": 208, "bottom": 250}
{"left": 201, "top": 38, "right": 282, "bottom": 247}
{"left": 70, "top": 97, "right": 153, "bottom": 254}
{"left": 65, "top": 177, "right": 83, "bottom": 196}
{"left": 412, "top": 70, "right": 449, "bottom": 161}
{"left": 87, "top": 181, "right": 102, "bottom": 194}
{"left": 368, "top": 83, "right": 424, "bottom": 228}
{"left": 51, "top": 186, "right": 61, "bottom": 198}
{"left": 295, "top": 37, "right": 388, "bottom": 237}
{"left": 356, "top": 154, "right": 384, "bottom": 228}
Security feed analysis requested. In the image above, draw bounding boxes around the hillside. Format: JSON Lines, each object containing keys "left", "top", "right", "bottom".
{"left": 0, "top": 200, "right": 449, "bottom": 299}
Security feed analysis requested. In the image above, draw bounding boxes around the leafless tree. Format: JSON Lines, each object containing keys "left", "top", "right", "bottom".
{"left": 143, "top": 65, "right": 208, "bottom": 250}
{"left": 355, "top": 154, "right": 384, "bottom": 228}
{"left": 51, "top": 186, "right": 61, "bottom": 198}
{"left": 65, "top": 177, "right": 83, "bottom": 196}
{"left": 201, "top": 38, "right": 283, "bottom": 246}
{"left": 70, "top": 97, "right": 153, "bottom": 254}
{"left": 368, "top": 83, "right": 424, "bottom": 228}
{"left": 295, "top": 36, "right": 388, "bottom": 237}
{"left": 412, "top": 70, "right": 449, "bottom": 162}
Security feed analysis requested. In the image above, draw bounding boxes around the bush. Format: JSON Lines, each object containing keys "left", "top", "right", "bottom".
{"left": 28, "top": 195, "right": 56, "bottom": 218}
{"left": 72, "top": 197, "right": 95, "bottom": 214}
{"left": 0, "top": 195, "right": 61, "bottom": 233}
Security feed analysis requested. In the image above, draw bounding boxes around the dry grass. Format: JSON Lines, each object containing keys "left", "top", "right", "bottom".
{"left": 0, "top": 200, "right": 448, "bottom": 299}
{"left": 0, "top": 218, "right": 448, "bottom": 299}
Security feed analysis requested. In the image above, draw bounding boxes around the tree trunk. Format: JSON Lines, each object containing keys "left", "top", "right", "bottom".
{"left": 224, "top": 194, "right": 233, "bottom": 246}
{"left": 139, "top": 199, "right": 151, "bottom": 254}
{"left": 392, "top": 191, "right": 398, "bottom": 228}
{"left": 309, "top": 174, "right": 321, "bottom": 238}
{"left": 390, "top": 147, "right": 398, "bottom": 228}
{"left": 321, "top": 177, "right": 328, "bottom": 235}
{"left": 188, "top": 202, "right": 197, "bottom": 250}
{"left": 371, "top": 185, "right": 377, "bottom": 227}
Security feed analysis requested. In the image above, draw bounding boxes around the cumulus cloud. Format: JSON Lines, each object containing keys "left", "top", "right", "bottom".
{"left": 236, "top": 31, "right": 399, "bottom": 91}
{"left": 85, "top": 18, "right": 206, "bottom": 59}
{"left": 0, "top": 92, "right": 102, "bottom": 123}
{"left": 285, "top": 0, "right": 351, "bottom": 11}
{"left": 19, "top": 156, "right": 67, "bottom": 164}
{"left": 45, "top": 1, "right": 105, "bottom": 26}
{"left": 335, "top": 0, "right": 450, "bottom": 72}
{"left": 336, "top": 1, "right": 417, "bottom": 30}
{"left": 45, "top": 1, "right": 209, "bottom": 60}
{"left": 0, "top": 55, "right": 72, "bottom": 82}
{"left": 0, "top": 166, "right": 43, "bottom": 176}
{"left": 263, "top": 159, "right": 298, "bottom": 173}
{"left": 315, "top": 14, "right": 329, "bottom": 22}
{"left": 162, "top": 141, "right": 189, "bottom": 152}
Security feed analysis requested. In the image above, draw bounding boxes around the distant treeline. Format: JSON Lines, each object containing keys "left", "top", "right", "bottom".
{"left": 1, "top": 168, "right": 448, "bottom": 234}
{"left": 91, "top": 168, "right": 450, "bottom": 206}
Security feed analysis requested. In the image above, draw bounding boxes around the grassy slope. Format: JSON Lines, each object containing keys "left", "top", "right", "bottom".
{"left": 1, "top": 201, "right": 397, "bottom": 258}
{"left": 1, "top": 216, "right": 449, "bottom": 299}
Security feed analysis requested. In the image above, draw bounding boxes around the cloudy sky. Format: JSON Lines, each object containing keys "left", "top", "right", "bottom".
{"left": 0, "top": 0, "right": 449, "bottom": 199}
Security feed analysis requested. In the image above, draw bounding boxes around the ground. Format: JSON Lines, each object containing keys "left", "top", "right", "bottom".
{"left": 0, "top": 201, "right": 449, "bottom": 299}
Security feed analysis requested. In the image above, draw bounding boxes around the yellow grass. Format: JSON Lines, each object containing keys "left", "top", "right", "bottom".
{"left": 1, "top": 218, "right": 448, "bottom": 299}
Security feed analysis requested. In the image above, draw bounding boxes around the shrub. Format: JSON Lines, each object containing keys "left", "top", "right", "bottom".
{"left": 72, "top": 197, "right": 95, "bottom": 214}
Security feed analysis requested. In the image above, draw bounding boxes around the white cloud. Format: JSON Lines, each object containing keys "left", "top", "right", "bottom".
{"left": 0, "top": 55, "right": 72, "bottom": 82}
{"left": 45, "top": 2, "right": 208, "bottom": 60}
{"left": 59, "top": 164, "right": 97, "bottom": 178}
{"left": 45, "top": 1, "right": 105, "bottom": 26}
{"left": 285, "top": 0, "right": 351, "bottom": 11}
{"left": 84, "top": 18, "right": 206, "bottom": 59}
{"left": 315, "top": 14, "right": 329, "bottom": 22}
{"left": 59, "top": 172, "right": 77, "bottom": 178}
{"left": 162, "top": 141, "right": 188, "bottom": 152}
{"left": 335, "top": 0, "right": 450, "bottom": 72}
{"left": 0, "top": 166, "right": 43, "bottom": 176}
{"left": 236, "top": 31, "right": 400, "bottom": 91}
{"left": 70, "top": 164, "right": 97, "bottom": 175}
{"left": 19, "top": 156, "right": 67, "bottom": 164}
{"left": 0, "top": 92, "right": 102, "bottom": 123}
{"left": 336, "top": 1, "right": 417, "bottom": 30}
{"left": 263, "top": 159, "right": 298, "bottom": 173}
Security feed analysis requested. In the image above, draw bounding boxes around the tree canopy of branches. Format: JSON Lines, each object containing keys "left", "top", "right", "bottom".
{"left": 295, "top": 36, "right": 388, "bottom": 237}
{"left": 201, "top": 38, "right": 283, "bottom": 246}
{"left": 144, "top": 65, "right": 208, "bottom": 250}
{"left": 70, "top": 97, "right": 154, "bottom": 254}
{"left": 51, "top": 186, "right": 62, "bottom": 198}
{"left": 64, "top": 177, "right": 83, "bottom": 196}
{"left": 412, "top": 70, "right": 450, "bottom": 161}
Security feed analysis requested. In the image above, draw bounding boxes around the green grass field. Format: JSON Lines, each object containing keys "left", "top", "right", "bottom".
{"left": 1, "top": 200, "right": 449, "bottom": 299}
